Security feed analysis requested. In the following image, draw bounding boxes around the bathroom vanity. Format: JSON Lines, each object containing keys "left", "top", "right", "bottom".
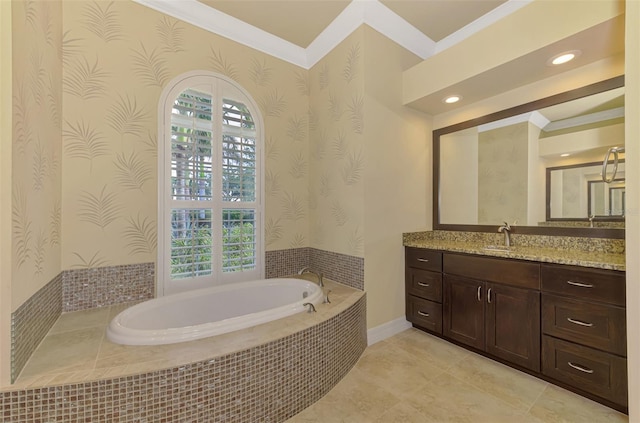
{"left": 404, "top": 244, "right": 627, "bottom": 412}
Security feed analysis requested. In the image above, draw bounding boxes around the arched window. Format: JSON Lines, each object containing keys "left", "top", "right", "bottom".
{"left": 158, "top": 72, "right": 263, "bottom": 296}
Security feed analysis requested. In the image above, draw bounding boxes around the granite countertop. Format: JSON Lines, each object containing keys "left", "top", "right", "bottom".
{"left": 403, "top": 232, "right": 625, "bottom": 272}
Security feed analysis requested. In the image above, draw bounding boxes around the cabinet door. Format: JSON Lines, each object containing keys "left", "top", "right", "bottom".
{"left": 443, "top": 275, "right": 485, "bottom": 350}
{"left": 486, "top": 283, "right": 540, "bottom": 372}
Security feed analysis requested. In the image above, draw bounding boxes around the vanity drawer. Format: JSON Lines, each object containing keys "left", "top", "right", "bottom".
{"left": 406, "top": 248, "right": 442, "bottom": 272}
{"left": 542, "top": 336, "right": 627, "bottom": 406}
{"left": 443, "top": 253, "right": 540, "bottom": 290}
{"left": 407, "top": 295, "right": 442, "bottom": 334}
{"left": 542, "top": 294, "right": 626, "bottom": 356}
{"left": 541, "top": 264, "right": 625, "bottom": 306}
{"left": 406, "top": 268, "right": 442, "bottom": 302}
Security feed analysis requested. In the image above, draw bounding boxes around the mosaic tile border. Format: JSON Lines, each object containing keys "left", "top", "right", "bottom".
{"left": 11, "top": 273, "right": 62, "bottom": 383}
{"left": 62, "top": 263, "right": 155, "bottom": 312}
{"left": 310, "top": 248, "right": 364, "bottom": 290}
{"left": 266, "top": 248, "right": 364, "bottom": 290}
{"left": 1, "top": 295, "right": 367, "bottom": 422}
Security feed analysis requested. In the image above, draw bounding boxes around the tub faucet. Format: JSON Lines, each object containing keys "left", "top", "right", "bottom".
{"left": 298, "top": 267, "right": 324, "bottom": 288}
{"left": 498, "top": 222, "right": 511, "bottom": 248}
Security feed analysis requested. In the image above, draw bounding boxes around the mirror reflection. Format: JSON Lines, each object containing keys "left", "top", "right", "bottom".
{"left": 438, "top": 85, "right": 625, "bottom": 229}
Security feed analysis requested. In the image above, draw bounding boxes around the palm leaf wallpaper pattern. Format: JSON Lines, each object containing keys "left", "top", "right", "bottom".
{"left": 319, "top": 173, "right": 333, "bottom": 197}
{"left": 319, "top": 63, "right": 330, "bottom": 90}
{"left": 342, "top": 44, "right": 360, "bottom": 83}
{"left": 13, "top": 81, "right": 33, "bottom": 156}
{"left": 113, "top": 151, "right": 151, "bottom": 191}
{"left": 286, "top": 115, "right": 307, "bottom": 142}
{"left": 312, "top": 129, "right": 327, "bottom": 160}
{"left": 288, "top": 152, "right": 307, "bottom": 179}
{"left": 82, "top": 1, "right": 122, "bottom": 43}
{"left": 71, "top": 251, "right": 109, "bottom": 269}
{"left": 24, "top": 0, "right": 37, "bottom": 28}
{"left": 29, "top": 50, "right": 47, "bottom": 106}
{"left": 281, "top": 192, "right": 305, "bottom": 221}
{"left": 156, "top": 16, "right": 185, "bottom": 54}
{"left": 123, "top": 214, "right": 157, "bottom": 255}
{"left": 34, "top": 229, "right": 48, "bottom": 276}
{"left": 332, "top": 130, "right": 347, "bottom": 159}
{"left": 40, "top": 2, "right": 54, "bottom": 48}
{"left": 259, "top": 89, "right": 287, "bottom": 117}
{"left": 63, "top": 119, "right": 108, "bottom": 168}
{"left": 47, "top": 75, "right": 62, "bottom": 129}
{"left": 77, "top": 185, "right": 122, "bottom": 229}
{"left": 12, "top": 187, "right": 32, "bottom": 269}
{"left": 348, "top": 226, "right": 364, "bottom": 256}
{"left": 328, "top": 91, "right": 343, "bottom": 122}
{"left": 131, "top": 42, "right": 169, "bottom": 88}
{"left": 106, "top": 94, "right": 149, "bottom": 138}
{"left": 265, "top": 170, "right": 281, "bottom": 195}
{"left": 265, "top": 217, "right": 283, "bottom": 246}
{"left": 249, "top": 58, "right": 273, "bottom": 87}
{"left": 61, "top": 30, "right": 83, "bottom": 65}
{"left": 209, "top": 47, "right": 239, "bottom": 81}
{"left": 63, "top": 56, "right": 109, "bottom": 99}
{"left": 32, "top": 138, "right": 49, "bottom": 191}
{"left": 331, "top": 200, "right": 348, "bottom": 226}
{"left": 341, "top": 150, "right": 364, "bottom": 186}
{"left": 49, "top": 201, "right": 61, "bottom": 247}
{"left": 308, "top": 106, "right": 318, "bottom": 132}
{"left": 294, "top": 70, "right": 309, "bottom": 96}
{"left": 266, "top": 136, "right": 279, "bottom": 161}
{"left": 289, "top": 234, "right": 306, "bottom": 248}
{"left": 347, "top": 93, "right": 364, "bottom": 134}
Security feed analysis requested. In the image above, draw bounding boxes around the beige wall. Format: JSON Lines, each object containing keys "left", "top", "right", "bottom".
{"left": 362, "top": 27, "right": 430, "bottom": 329}
{"left": 11, "top": 0, "right": 62, "bottom": 309}
{"left": 0, "top": 0, "right": 13, "bottom": 387}
{"left": 308, "top": 28, "right": 365, "bottom": 257}
{"left": 61, "top": 0, "right": 309, "bottom": 270}
{"left": 624, "top": 0, "right": 639, "bottom": 419}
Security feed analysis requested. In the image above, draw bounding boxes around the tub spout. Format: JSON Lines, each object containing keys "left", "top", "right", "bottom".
{"left": 298, "top": 267, "right": 324, "bottom": 288}
{"left": 303, "top": 302, "right": 317, "bottom": 313}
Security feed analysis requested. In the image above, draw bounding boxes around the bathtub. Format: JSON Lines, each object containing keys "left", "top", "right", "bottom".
{"left": 106, "top": 278, "right": 323, "bottom": 345}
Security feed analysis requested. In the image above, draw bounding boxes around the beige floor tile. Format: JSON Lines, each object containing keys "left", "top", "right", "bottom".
{"left": 19, "top": 327, "right": 104, "bottom": 377}
{"left": 374, "top": 402, "right": 431, "bottom": 423}
{"left": 402, "top": 371, "right": 539, "bottom": 423}
{"left": 528, "top": 385, "right": 628, "bottom": 423}
{"left": 446, "top": 351, "right": 548, "bottom": 411}
{"left": 392, "top": 328, "right": 470, "bottom": 369}
{"left": 49, "top": 307, "right": 111, "bottom": 334}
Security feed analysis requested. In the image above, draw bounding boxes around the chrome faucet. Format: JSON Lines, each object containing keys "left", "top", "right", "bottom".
{"left": 589, "top": 214, "right": 595, "bottom": 228}
{"left": 298, "top": 267, "right": 324, "bottom": 288}
{"left": 498, "top": 222, "right": 512, "bottom": 248}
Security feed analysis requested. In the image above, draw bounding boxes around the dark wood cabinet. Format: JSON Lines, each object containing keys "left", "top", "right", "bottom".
{"left": 405, "top": 247, "right": 627, "bottom": 412}
{"left": 443, "top": 273, "right": 540, "bottom": 372}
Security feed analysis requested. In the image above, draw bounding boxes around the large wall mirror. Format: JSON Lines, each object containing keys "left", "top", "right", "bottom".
{"left": 433, "top": 76, "right": 624, "bottom": 238}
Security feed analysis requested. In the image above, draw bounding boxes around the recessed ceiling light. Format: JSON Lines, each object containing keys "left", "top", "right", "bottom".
{"left": 548, "top": 50, "right": 581, "bottom": 66}
{"left": 443, "top": 95, "right": 461, "bottom": 104}
{"left": 560, "top": 153, "right": 571, "bottom": 157}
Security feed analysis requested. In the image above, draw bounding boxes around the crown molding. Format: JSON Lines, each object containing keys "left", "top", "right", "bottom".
{"left": 543, "top": 107, "right": 625, "bottom": 132}
{"left": 478, "top": 110, "right": 549, "bottom": 132}
{"left": 133, "top": 0, "right": 527, "bottom": 70}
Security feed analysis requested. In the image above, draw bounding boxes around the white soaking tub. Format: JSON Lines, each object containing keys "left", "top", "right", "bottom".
{"left": 106, "top": 278, "right": 323, "bottom": 345}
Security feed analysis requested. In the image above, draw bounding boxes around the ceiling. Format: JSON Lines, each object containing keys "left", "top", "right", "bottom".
{"left": 197, "top": 0, "right": 507, "bottom": 48}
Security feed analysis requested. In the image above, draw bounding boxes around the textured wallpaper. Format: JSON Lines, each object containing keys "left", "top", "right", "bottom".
{"left": 11, "top": 0, "right": 63, "bottom": 309}
{"left": 309, "top": 29, "right": 365, "bottom": 258}
{"left": 478, "top": 122, "right": 528, "bottom": 226}
{"left": 61, "top": 0, "right": 310, "bottom": 269}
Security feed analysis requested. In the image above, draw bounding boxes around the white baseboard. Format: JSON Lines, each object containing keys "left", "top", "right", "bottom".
{"left": 367, "top": 317, "right": 412, "bottom": 346}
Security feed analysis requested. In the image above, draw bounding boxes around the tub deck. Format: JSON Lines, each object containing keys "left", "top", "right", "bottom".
{"left": 3, "top": 278, "right": 362, "bottom": 391}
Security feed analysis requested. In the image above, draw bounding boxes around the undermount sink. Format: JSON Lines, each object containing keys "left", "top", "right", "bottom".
{"left": 483, "top": 245, "right": 512, "bottom": 252}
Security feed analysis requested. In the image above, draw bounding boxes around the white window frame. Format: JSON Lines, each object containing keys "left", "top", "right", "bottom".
{"left": 158, "top": 71, "right": 264, "bottom": 296}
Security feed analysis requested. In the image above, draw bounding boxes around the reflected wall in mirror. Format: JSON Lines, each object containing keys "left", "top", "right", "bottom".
{"left": 434, "top": 76, "right": 625, "bottom": 238}
{"left": 547, "top": 161, "right": 625, "bottom": 220}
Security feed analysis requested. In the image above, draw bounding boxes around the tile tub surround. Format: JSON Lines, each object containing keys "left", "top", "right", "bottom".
{"left": 62, "top": 262, "right": 155, "bottom": 312}
{"left": 1, "top": 280, "right": 366, "bottom": 422}
{"left": 403, "top": 231, "right": 626, "bottom": 271}
{"left": 266, "top": 248, "right": 364, "bottom": 290}
{"left": 10, "top": 273, "right": 63, "bottom": 383}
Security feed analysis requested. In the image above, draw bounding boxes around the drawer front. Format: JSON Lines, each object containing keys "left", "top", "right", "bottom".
{"left": 443, "top": 253, "right": 540, "bottom": 290}
{"left": 542, "top": 294, "right": 626, "bottom": 356}
{"left": 406, "top": 268, "right": 442, "bottom": 302}
{"left": 542, "top": 336, "right": 627, "bottom": 406}
{"left": 541, "top": 264, "right": 625, "bottom": 306}
{"left": 405, "top": 248, "right": 442, "bottom": 272}
{"left": 407, "top": 295, "right": 442, "bottom": 334}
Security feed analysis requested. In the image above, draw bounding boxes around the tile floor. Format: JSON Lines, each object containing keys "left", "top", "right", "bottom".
{"left": 286, "top": 328, "right": 629, "bottom": 423}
